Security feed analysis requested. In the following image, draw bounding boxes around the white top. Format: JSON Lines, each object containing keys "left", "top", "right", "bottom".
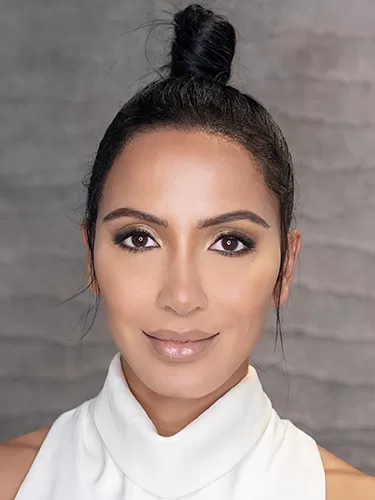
{"left": 16, "top": 352, "right": 326, "bottom": 499}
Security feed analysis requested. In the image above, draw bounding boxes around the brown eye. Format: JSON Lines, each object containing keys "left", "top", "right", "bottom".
{"left": 129, "top": 232, "right": 150, "bottom": 248}
{"left": 210, "top": 232, "right": 256, "bottom": 257}
{"left": 113, "top": 229, "right": 158, "bottom": 252}
{"left": 211, "top": 235, "right": 245, "bottom": 253}
{"left": 220, "top": 236, "right": 241, "bottom": 252}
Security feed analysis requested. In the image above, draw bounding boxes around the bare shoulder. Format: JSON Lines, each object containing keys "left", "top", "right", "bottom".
{"left": 0, "top": 427, "right": 51, "bottom": 500}
{"left": 318, "top": 445, "right": 375, "bottom": 500}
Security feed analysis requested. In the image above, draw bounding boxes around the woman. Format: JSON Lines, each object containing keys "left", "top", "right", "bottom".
{"left": 1, "top": 4, "right": 374, "bottom": 499}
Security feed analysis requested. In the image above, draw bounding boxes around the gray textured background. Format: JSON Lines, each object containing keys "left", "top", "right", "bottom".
{"left": 1, "top": 0, "right": 374, "bottom": 476}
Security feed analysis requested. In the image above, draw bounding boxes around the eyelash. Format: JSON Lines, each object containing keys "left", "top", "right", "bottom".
{"left": 112, "top": 228, "right": 257, "bottom": 257}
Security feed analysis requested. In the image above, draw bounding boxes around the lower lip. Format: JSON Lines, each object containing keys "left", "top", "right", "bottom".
{"left": 144, "top": 332, "right": 219, "bottom": 362}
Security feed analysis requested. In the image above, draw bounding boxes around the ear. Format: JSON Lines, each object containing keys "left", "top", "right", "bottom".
{"left": 81, "top": 223, "right": 100, "bottom": 296}
{"left": 271, "top": 228, "right": 301, "bottom": 307}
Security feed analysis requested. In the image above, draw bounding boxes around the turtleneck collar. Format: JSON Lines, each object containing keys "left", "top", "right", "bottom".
{"left": 91, "top": 352, "right": 273, "bottom": 498}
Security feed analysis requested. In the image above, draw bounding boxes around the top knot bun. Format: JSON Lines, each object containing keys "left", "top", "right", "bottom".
{"left": 169, "top": 4, "right": 236, "bottom": 85}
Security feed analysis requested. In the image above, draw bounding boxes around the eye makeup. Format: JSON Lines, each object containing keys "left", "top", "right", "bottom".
{"left": 112, "top": 226, "right": 257, "bottom": 258}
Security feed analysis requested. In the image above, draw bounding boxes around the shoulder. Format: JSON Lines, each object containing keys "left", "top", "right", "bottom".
{"left": 0, "top": 427, "right": 51, "bottom": 500}
{"left": 318, "top": 445, "right": 375, "bottom": 500}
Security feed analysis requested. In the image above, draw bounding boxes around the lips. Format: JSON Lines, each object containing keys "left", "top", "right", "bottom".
{"left": 143, "top": 329, "right": 219, "bottom": 343}
{"left": 144, "top": 331, "right": 220, "bottom": 361}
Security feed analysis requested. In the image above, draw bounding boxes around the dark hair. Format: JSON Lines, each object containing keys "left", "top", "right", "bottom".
{"left": 73, "top": 4, "right": 296, "bottom": 366}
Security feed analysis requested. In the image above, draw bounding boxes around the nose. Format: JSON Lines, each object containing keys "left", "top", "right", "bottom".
{"left": 156, "top": 254, "right": 208, "bottom": 315}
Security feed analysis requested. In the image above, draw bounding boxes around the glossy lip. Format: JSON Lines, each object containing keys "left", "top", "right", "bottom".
{"left": 143, "top": 329, "right": 219, "bottom": 342}
{"left": 144, "top": 331, "right": 220, "bottom": 362}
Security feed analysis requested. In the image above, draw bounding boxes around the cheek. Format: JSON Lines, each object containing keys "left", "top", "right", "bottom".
{"left": 208, "top": 253, "right": 280, "bottom": 328}
{"left": 94, "top": 245, "right": 162, "bottom": 315}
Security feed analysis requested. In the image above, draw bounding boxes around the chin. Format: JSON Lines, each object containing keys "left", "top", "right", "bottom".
{"left": 142, "top": 361, "right": 226, "bottom": 400}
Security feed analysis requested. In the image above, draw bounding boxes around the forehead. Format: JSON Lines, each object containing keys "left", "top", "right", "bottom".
{"left": 99, "top": 129, "right": 278, "bottom": 225}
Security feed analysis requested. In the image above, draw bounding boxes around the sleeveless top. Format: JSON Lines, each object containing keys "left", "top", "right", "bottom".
{"left": 15, "top": 352, "right": 326, "bottom": 499}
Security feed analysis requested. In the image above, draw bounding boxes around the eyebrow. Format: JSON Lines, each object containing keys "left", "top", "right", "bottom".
{"left": 103, "top": 207, "right": 270, "bottom": 229}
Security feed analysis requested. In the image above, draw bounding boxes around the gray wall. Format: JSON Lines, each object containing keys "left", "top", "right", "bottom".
{"left": 1, "top": 0, "right": 374, "bottom": 476}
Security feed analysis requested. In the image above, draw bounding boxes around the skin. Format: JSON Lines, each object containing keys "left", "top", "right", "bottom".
{"left": 82, "top": 128, "right": 301, "bottom": 437}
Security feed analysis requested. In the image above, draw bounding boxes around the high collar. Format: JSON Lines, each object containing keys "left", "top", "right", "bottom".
{"left": 92, "top": 353, "right": 273, "bottom": 498}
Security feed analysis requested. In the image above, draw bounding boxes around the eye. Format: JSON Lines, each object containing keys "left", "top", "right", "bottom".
{"left": 113, "top": 228, "right": 256, "bottom": 257}
{"left": 209, "top": 231, "right": 256, "bottom": 257}
{"left": 113, "top": 229, "right": 158, "bottom": 253}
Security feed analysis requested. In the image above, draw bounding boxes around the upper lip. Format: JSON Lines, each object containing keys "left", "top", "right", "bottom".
{"left": 143, "top": 329, "right": 219, "bottom": 342}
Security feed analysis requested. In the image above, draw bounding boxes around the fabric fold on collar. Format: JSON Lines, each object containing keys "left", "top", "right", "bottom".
{"left": 91, "top": 353, "right": 273, "bottom": 498}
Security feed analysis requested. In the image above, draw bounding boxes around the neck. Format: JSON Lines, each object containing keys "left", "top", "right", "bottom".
{"left": 120, "top": 357, "right": 249, "bottom": 437}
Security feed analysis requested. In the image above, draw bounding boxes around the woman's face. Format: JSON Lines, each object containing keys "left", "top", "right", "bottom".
{"left": 87, "top": 129, "right": 300, "bottom": 400}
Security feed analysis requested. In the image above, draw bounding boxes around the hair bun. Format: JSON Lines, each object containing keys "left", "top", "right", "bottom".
{"left": 169, "top": 3, "right": 236, "bottom": 85}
